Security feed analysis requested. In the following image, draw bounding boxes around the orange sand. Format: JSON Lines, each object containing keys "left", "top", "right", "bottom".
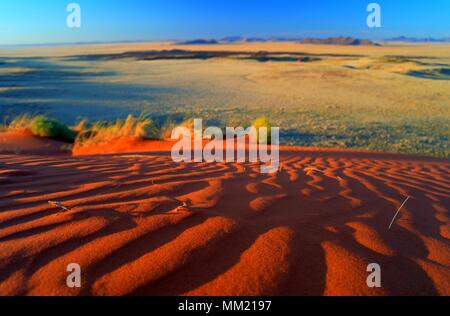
{"left": 0, "top": 131, "right": 70, "bottom": 155}
{"left": 0, "top": 134, "right": 449, "bottom": 296}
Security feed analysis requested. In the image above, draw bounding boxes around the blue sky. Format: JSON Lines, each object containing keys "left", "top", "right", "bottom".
{"left": 0, "top": 0, "right": 449, "bottom": 45}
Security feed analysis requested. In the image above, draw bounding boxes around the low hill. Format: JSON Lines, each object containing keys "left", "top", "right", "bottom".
{"left": 298, "top": 37, "right": 379, "bottom": 46}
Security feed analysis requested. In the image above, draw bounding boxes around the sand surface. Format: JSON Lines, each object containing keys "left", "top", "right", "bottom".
{"left": 0, "top": 131, "right": 70, "bottom": 155}
{"left": 0, "top": 135, "right": 449, "bottom": 296}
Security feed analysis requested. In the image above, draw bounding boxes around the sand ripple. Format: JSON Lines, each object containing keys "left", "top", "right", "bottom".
{"left": 0, "top": 148, "right": 449, "bottom": 295}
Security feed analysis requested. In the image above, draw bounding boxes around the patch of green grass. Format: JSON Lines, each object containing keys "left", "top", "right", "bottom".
{"left": 7, "top": 114, "right": 76, "bottom": 143}
{"left": 379, "top": 57, "right": 410, "bottom": 64}
{"left": 30, "top": 116, "right": 76, "bottom": 143}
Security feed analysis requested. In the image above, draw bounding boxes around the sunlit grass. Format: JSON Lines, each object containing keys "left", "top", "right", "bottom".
{"left": 74, "top": 114, "right": 160, "bottom": 146}
{"left": 6, "top": 114, "right": 76, "bottom": 143}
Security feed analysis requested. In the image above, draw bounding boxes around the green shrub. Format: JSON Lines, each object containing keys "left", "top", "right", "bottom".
{"left": 251, "top": 117, "right": 272, "bottom": 144}
{"left": 30, "top": 116, "right": 76, "bottom": 143}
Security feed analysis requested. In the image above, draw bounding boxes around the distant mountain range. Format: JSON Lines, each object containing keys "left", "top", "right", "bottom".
{"left": 384, "top": 36, "right": 450, "bottom": 43}
{"left": 177, "top": 35, "right": 450, "bottom": 46}
{"left": 178, "top": 36, "right": 379, "bottom": 46}
{"left": 177, "top": 39, "right": 220, "bottom": 45}
{"left": 177, "top": 37, "right": 275, "bottom": 45}
{"left": 297, "top": 37, "right": 379, "bottom": 46}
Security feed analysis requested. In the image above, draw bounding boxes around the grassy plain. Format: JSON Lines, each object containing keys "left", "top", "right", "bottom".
{"left": 0, "top": 41, "right": 449, "bottom": 157}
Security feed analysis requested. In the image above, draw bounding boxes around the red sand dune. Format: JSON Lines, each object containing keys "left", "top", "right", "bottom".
{"left": 0, "top": 131, "right": 70, "bottom": 155}
{"left": 0, "top": 135, "right": 449, "bottom": 296}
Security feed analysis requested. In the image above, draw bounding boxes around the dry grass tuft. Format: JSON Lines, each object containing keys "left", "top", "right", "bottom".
{"left": 75, "top": 114, "right": 159, "bottom": 146}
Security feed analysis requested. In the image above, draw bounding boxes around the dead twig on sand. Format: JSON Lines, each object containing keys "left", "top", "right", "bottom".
{"left": 304, "top": 167, "right": 324, "bottom": 174}
{"left": 176, "top": 201, "right": 190, "bottom": 213}
{"left": 388, "top": 196, "right": 411, "bottom": 230}
{"left": 48, "top": 201, "right": 72, "bottom": 213}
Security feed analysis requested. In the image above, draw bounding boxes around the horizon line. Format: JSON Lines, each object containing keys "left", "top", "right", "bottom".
{"left": 1, "top": 35, "right": 450, "bottom": 49}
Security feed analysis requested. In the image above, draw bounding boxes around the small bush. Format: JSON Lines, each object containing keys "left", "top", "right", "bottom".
{"left": 251, "top": 117, "right": 272, "bottom": 144}
{"left": 8, "top": 115, "right": 75, "bottom": 143}
{"left": 30, "top": 116, "right": 76, "bottom": 143}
